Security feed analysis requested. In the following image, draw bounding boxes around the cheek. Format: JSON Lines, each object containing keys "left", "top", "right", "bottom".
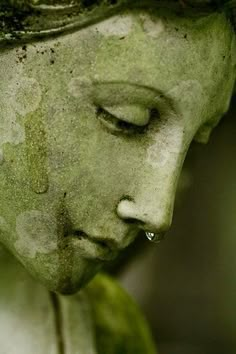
{"left": 147, "top": 120, "right": 185, "bottom": 169}
{"left": 46, "top": 101, "right": 188, "bottom": 205}
{"left": 52, "top": 121, "right": 147, "bottom": 196}
{"left": 46, "top": 94, "right": 147, "bottom": 189}
{"left": 14, "top": 210, "right": 58, "bottom": 259}
{"left": 0, "top": 73, "right": 42, "bottom": 168}
{"left": 45, "top": 109, "right": 149, "bottom": 229}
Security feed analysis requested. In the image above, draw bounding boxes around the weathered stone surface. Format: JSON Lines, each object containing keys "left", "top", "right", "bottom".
{"left": 0, "top": 8, "right": 235, "bottom": 293}
{"left": 0, "top": 247, "right": 156, "bottom": 353}
{"left": 0, "top": 3, "right": 235, "bottom": 353}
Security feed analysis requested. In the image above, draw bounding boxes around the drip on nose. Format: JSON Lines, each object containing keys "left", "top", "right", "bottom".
{"left": 116, "top": 197, "right": 173, "bottom": 234}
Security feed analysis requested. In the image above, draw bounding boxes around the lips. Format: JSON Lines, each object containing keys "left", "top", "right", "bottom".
{"left": 64, "top": 229, "right": 119, "bottom": 261}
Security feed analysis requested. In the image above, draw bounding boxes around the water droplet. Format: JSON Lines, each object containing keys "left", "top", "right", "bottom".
{"left": 145, "top": 232, "right": 165, "bottom": 243}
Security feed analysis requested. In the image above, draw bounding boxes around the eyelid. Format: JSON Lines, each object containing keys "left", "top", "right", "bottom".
{"left": 102, "top": 105, "right": 150, "bottom": 126}
{"left": 92, "top": 82, "right": 172, "bottom": 112}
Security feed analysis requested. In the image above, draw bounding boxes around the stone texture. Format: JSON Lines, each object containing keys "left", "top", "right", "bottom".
{"left": 0, "top": 5, "right": 236, "bottom": 354}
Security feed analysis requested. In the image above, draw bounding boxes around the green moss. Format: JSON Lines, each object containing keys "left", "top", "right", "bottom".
{"left": 86, "top": 274, "right": 157, "bottom": 354}
{"left": 25, "top": 111, "right": 49, "bottom": 194}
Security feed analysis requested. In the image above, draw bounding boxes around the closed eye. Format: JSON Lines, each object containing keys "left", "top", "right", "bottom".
{"left": 96, "top": 106, "right": 159, "bottom": 135}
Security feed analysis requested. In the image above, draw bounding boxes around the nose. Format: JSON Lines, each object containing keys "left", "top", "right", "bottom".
{"left": 116, "top": 155, "right": 183, "bottom": 235}
{"left": 117, "top": 188, "right": 174, "bottom": 235}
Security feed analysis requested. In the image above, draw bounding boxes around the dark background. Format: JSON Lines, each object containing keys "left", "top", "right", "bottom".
{"left": 118, "top": 96, "right": 236, "bottom": 354}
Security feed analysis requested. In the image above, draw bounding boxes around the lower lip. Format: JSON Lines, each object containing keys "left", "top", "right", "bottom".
{"left": 65, "top": 234, "right": 117, "bottom": 261}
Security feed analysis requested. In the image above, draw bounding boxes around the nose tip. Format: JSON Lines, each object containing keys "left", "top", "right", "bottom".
{"left": 116, "top": 198, "right": 173, "bottom": 234}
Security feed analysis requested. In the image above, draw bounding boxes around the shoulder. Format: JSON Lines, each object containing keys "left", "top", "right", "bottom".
{"left": 84, "top": 273, "right": 157, "bottom": 354}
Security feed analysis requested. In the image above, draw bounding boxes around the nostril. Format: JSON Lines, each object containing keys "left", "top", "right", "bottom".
{"left": 119, "top": 195, "right": 135, "bottom": 203}
{"left": 122, "top": 218, "right": 145, "bottom": 227}
{"left": 73, "top": 230, "right": 88, "bottom": 240}
{"left": 96, "top": 239, "right": 109, "bottom": 250}
{"left": 116, "top": 198, "right": 149, "bottom": 227}
{"left": 117, "top": 196, "right": 173, "bottom": 233}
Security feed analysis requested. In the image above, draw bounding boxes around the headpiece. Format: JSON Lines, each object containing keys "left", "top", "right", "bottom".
{"left": 0, "top": 0, "right": 235, "bottom": 44}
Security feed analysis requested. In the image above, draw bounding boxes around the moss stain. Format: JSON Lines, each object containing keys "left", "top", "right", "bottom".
{"left": 24, "top": 110, "right": 49, "bottom": 194}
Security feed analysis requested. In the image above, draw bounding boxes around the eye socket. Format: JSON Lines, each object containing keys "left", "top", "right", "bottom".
{"left": 96, "top": 106, "right": 159, "bottom": 135}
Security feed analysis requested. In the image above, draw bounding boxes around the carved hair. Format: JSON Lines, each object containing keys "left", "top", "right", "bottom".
{"left": 0, "top": 0, "right": 235, "bottom": 43}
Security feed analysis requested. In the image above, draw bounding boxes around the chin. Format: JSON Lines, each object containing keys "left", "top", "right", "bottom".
{"left": 25, "top": 255, "right": 103, "bottom": 295}
{"left": 54, "top": 266, "right": 102, "bottom": 295}
{"left": 10, "top": 241, "right": 106, "bottom": 294}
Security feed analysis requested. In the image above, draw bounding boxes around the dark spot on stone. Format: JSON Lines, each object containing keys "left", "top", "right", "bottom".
{"left": 22, "top": 44, "right": 27, "bottom": 51}
{"left": 64, "top": 192, "right": 67, "bottom": 198}
{"left": 80, "top": 0, "right": 99, "bottom": 7}
{"left": 73, "top": 230, "right": 86, "bottom": 240}
{"left": 175, "top": 27, "right": 179, "bottom": 31}
{"left": 120, "top": 195, "right": 134, "bottom": 202}
{"left": 184, "top": 34, "right": 187, "bottom": 39}
{"left": 50, "top": 59, "right": 55, "bottom": 64}
{"left": 119, "top": 36, "right": 125, "bottom": 40}
{"left": 223, "top": 55, "right": 226, "bottom": 60}
{"left": 50, "top": 48, "right": 55, "bottom": 53}
{"left": 150, "top": 108, "right": 160, "bottom": 120}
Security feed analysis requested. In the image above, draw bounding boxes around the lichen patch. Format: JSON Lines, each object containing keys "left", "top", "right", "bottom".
{"left": 7, "top": 77, "right": 42, "bottom": 116}
{"left": 15, "top": 210, "right": 58, "bottom": 259}
{"left": 68, "top": 76, "right": 92, "bottom": 99}
{"left": 139, "top": 14, "right": 165, "bottom": 38}
{"left": 0, "top": 102, "right": 25, "bottom": 148}
{"left": 94, "top": 15, "right": 134, "bottom": 37}
{"left": 147, "top": 123, "right": 184, "bottom": 169}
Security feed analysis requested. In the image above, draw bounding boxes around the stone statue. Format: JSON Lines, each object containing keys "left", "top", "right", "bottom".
{"left": 0, "top": 1, "right": 235, "bottom": 353}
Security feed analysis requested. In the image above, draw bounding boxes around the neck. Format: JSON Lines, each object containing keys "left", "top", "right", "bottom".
{"left": 0, "top": 245, "right": 61, "bottom": 354}
{"left": 0, "top": 245, "right": 96, "bottom": 354}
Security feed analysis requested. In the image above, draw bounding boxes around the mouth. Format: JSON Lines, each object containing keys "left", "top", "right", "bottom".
{"left": 64, "top": 230, "right": 119, "bottom": 261}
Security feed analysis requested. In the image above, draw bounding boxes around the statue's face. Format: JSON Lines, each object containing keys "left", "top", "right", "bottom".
{"left": 0, "top": 10, "right": 235, "bottom": 293}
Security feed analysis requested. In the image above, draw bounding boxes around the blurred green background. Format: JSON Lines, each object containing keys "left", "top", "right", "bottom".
{"left": 117, "top": 96, "right": 236, "bottom": 354}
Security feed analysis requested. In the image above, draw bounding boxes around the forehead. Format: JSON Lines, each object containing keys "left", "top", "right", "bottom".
{"left": 54, "top": 12, "right": 234, "bottom": 102}
{"left": 90, "top": 11, "right": 234, "bottom": 112}
{"left": 1, "top": 10, "right": 235, "bottom": 126}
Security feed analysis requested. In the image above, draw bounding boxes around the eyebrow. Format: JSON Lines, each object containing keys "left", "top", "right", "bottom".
{"left": 92, "top": 81, "right": 175, "bottom": 109}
